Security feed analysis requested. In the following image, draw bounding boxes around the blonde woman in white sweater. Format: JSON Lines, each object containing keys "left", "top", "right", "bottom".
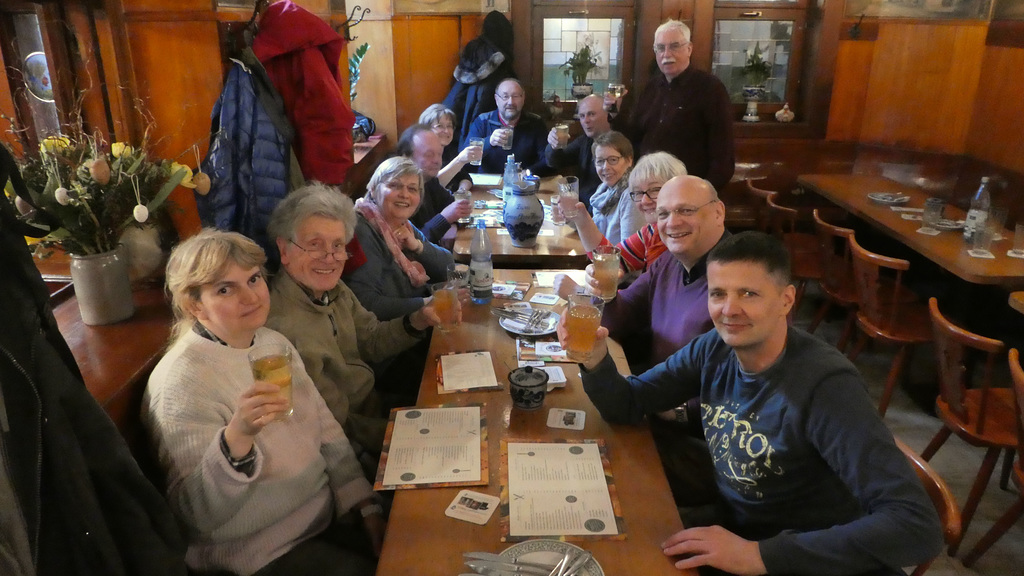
{"left": 143, "top": 229, "right": 383, "bottom": 576}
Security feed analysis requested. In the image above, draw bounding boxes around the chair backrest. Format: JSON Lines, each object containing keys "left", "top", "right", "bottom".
{"left": 895, "top": 437, "right": 961, "bottom": 576}
{"left": 847, "top": 235, "right": 909, "bottom": 329}
{"left": 764, "top": 192, "right": 798, "bottom": 238}
{"left": 928, "top": 297, "right": 1005, "bottom": 431}
{"left": 812, "top": 209, "right": 854, "bottom": 297}
{"left": 1009, "top": 349, "right": 1024, "bottom": 466}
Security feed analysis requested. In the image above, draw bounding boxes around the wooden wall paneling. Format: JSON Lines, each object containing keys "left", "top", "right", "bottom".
{"left": 392, "top": 16, "right": 461, "bottom": 134}
{"left": 804, "top": 0, "right": 845, "bottom": 138}
{"left": 825, "top": 40, "right": 874, "bottom": 142}
{"left": 859, "top": 22, "right": 986, "bottom": 153}
{"left": 125, "top": 19, "right": 224, "bottom": 236}
{"left": 119, "top": 0, "right": 209, "bottom": 12}
{"left": 65, "top": 5, "right": 113, "bottom": 143}
{"left": 0, "top": 32, "right": 20, "bottom": 153}
{"left": 92, "top": 9, "right": 132, "bottom": 143}
{"left": 510, "top": 1, "right": 531, "bottom": 106}
{"left": 350, "top": 20, "right": 398, "bottom": 144}
{"left": 690, "top": 0, "right": 714, "bottom": 73}
{"left": 966, "top": 46, "right": 1024, "bottom": 173}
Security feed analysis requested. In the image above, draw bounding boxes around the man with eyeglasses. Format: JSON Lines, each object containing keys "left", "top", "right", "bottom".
{"left": 397, "top": 124, "right": 473, "bottom": 244}
{"left": 559, "top": 174, "right": 729, "bottom": 508}
{"left": 544, "top": 94, "right": 611, "bottom": 211}
{"left": 611, "top": 20, "right": 735, "bottom": 193}
{"left": 266, "top": 183, "right": 442, "bottom": 474}
{"left": 465, "top": 78, "right": 552, "bottom": 175}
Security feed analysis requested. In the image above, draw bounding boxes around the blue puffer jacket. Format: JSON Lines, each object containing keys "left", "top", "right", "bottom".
{"left": 199, "top": 48, "right": 298, "bottom": 257}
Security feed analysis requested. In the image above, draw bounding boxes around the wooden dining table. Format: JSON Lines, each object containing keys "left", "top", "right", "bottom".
{"left": 448, "top": 179, "right": 591, "bottom": 270}
{"left": 797, "top": 174, "right": 1024, "bottom": 288}
{"left": 374, "top": 270, "right": 689, "bottom": 576}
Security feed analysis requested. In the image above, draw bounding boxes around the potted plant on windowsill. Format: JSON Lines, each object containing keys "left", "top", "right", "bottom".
{"left": 561, "top": 42, "right": 602, "bottom": 99}
{"left": 741, "top": 43, "right": 773, "bottom": 122}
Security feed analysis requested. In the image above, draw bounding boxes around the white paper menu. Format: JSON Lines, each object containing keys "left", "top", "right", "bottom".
{"left": 506, "top": 442, "right": 619, "bottom": 537}
{"left": 440, "top": 351, "right": 499, "bottom": 392}
{"left": 379, "top": 406, "right": 483, "bottom": 488}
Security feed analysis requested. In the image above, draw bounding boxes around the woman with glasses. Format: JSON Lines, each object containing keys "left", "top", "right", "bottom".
{"left": 266, "top": 183, "right": 442, "bottom": 465}
{"left": 556, "top": 152, "right": 687, "bottom": 300}
{"left": 342, "top": 157, "right": 454, "bottom": 321}
{"left": 564, "top": 131, "right": 642, "bottom": 247}
{"left": 419, "top": 103, "right": 480, "bottom": 190}
{"left": 144, "top": 229, "right": 383, "bottom": 576}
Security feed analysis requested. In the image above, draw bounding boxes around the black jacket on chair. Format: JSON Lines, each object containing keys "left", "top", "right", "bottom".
{"left": 0, "top": 146, "right": 187, "bottom": 576}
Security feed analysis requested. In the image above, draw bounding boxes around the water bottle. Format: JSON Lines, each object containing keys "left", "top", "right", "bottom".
{"left": 963, "top": 176, "right": 991, "bottom": 243}
{"left": 502, "top": 154, "right": 517, "bottom": 204}
{"left": 470, "top": 219, "right": 493, "bottom": 304}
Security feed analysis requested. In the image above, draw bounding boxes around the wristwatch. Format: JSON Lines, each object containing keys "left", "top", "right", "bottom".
{"left": 360, "top": 503, "right": 384, "bottom": 518}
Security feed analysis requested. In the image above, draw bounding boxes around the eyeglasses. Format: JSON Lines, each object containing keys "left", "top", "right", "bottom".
{"left": 289, "top": 239, "right": 351, "bottom": 261}
{"left": 431, "top": 123, "right": 454, "bottom": 131}
{"left": 629, "top": 186, "right": 662, "bottom": 202}
{"left": 496, "top": 92, "right": 524, "bottom": 101}
{"left": 656, "top": 199, "right": 718, "bottom": 220}
{"left": 595, "top": 155, "right": 623, "bottom": 168}
{"left": 653, "top": 41, "right": 689, "bottom": 54}
{"left": 386, "top": 180, "right": 421, "bottom": 195}
{"left": 577, "top": 110, "right": 600, "bottom": 121}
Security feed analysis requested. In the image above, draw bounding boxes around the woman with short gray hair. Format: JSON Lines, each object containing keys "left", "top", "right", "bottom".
{"left": 343, "top": 156, "right": 453, "bottom": 321}
{"left": 266, "top": 182, "right": 440, "bottom": 461}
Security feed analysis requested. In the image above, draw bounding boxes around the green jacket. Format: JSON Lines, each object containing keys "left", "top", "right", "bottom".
{"left": 267, "top": 271, "right": 422, "bottom": 452}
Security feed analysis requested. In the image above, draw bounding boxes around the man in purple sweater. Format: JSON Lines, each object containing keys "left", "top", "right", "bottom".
{"left": 560, "top": 174, "right": 727, "bottom": 506}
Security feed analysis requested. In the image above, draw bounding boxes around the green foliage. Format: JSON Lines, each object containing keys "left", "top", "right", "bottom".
{"left": 743, "top": 43, "right": 773, "bottom": 87}
{"left": 348, "top": 43, "right": 370, "bottom": 103}
{"left": 6, "top": 132, "right": 186, "bottom": 256}
{"left": 560, "top": 43, "right": 602, "bottom": 86}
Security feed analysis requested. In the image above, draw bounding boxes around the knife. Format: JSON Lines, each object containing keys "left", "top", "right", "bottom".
{"left": 465, "top": 559, "right": 554, "bottom": 576}
{"left": 464, "top": 552, "right": 555, "bottom": 571}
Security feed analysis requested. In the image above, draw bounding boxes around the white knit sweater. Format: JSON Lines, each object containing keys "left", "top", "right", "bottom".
{"left": 143, "top": 328, "right": 374, "bottom": 576}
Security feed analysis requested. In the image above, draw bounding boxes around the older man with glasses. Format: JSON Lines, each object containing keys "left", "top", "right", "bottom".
{"left": 266, "top": 183, "right": 442, "bottom": 472}
{"left": 465, "top": 78, "right": 552, "bottom": 175}
{"left": 558, "top": 175, "right": 730, "bottom": 510}
{"left": 609, "top": 20, "right": 735, "bottom": 193}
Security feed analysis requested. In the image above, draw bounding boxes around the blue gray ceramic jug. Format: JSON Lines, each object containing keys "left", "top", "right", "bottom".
{"left": 503, "top": 180, "right": 544, "bottom": 248}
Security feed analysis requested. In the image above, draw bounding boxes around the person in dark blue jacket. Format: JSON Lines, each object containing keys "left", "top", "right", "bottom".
{"left": 572, "top": 232, "right": 943, "bottom": 576}
{"left": 465, "top": 79, "right": 552, "bottom": 176}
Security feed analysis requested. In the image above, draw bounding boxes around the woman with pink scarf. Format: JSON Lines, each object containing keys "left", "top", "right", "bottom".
{"left": 343, "top": 157, "right": 454, "bottom": 321}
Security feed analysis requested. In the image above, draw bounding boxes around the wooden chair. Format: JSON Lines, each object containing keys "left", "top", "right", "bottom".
{"left": 765, "top": 192, "right": 822, "bottom": 316}
{"left": 961, "top": 348, "right": 1024, "bottom": 567}
{"left": 847, "top": 236, "right": 931, "bottom": 416}
{"left": 895, "top": 438, "right": 961, "bottom": 576}
{"left": 922, "top": 297, "right": 1017, "bottom": 556}
{"left": 809, "top": 209, "right": 858, "bottom": 349}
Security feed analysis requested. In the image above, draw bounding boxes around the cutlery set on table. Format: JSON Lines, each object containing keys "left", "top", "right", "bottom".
{"left": 462, "top": 546, "right": 596, "bottom": 576}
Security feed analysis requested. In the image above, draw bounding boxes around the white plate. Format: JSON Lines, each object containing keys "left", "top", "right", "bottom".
{"left": 499, "top": 311, "right": 560, "bottom": 336}
{"left": 933, "top": 219, "right": 965, "bottom": 231}
{"left": 500, "top": 540, "right": 604, "bottom": 576}
{"left": 867, "top": 192, "right": 911, "bottom": 205}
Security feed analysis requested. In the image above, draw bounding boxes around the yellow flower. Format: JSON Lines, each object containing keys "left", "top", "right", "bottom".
{"left": 39, "top": 136, "right": 70, "bottom": 154}
{"left": 171, "top": 162, "right": 195, "bottom": 188}
{"left": 111, "top": 142, "right": 134, "bottom": 158}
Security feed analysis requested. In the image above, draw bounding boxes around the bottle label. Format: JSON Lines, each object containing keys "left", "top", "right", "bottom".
{"left": 470, "top": 261, "right": 493, "bottom": 298}
{"left": 963, "top": 209, "right": 987, "bottom": 239}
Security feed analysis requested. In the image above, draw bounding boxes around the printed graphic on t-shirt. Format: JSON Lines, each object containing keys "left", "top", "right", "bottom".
{"left": 701, "top": 401, "right": 784, "bottom": 499}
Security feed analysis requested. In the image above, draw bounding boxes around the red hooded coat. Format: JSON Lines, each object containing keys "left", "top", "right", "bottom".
{"left": 253, "top": 1, "right": 354, "bottom": 185}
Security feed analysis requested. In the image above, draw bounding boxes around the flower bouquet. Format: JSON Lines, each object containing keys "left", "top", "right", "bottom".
{"left": 8, "top": 131, "right": 189, "bottom": 256}
{"left": 4, "top": 129, "right": 192, "bottom": 324}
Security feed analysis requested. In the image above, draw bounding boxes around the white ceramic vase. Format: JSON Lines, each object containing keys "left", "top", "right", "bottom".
{"left": 503, "top": 182, "right": 544, "bottom": 248}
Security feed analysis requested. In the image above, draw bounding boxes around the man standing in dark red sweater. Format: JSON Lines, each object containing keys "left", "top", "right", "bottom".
{"left": 612, "top": 20, "right": 735, "bottom": 193}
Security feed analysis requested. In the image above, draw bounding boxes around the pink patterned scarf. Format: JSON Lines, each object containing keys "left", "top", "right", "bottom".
{"left": 354, "top": 198, "right": 429, "bottom": 288}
